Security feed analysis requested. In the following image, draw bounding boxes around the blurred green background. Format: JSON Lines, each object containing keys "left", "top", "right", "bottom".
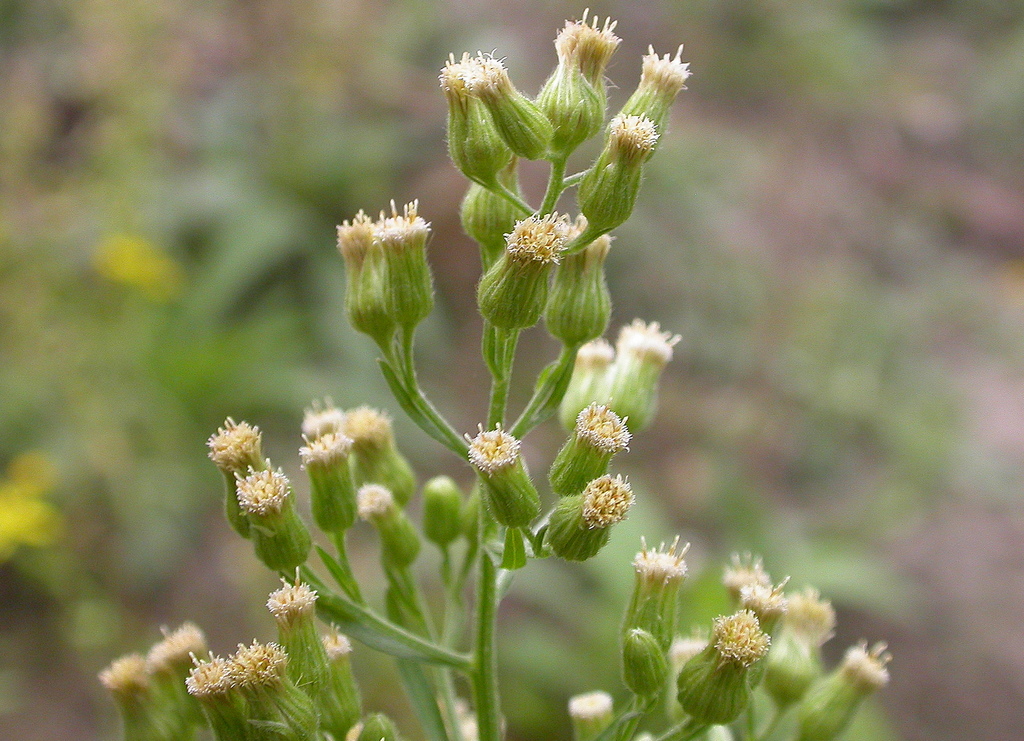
{"left": 2, "top": 0, "right": 1024, "bottom": 738}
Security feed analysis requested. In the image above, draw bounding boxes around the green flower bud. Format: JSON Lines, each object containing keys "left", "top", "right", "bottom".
{"left": 467, "top": 426, "right": 541, "bottom": 528}
{"left": 343, "top": 407, "right": 416, "bottom": 507}
{"left": 461, "top": 160, "right": 522, "bottom": 270}
{"left": 358, "top": 484, "right": 421, "bottom": 568}
{"left": 547, "top": 475, "right": 634, "bottom": 561}
{"left": 300, "top": 432, "right": 358, "bottom": 533}
{"left": 622, "top": 627, "right": 669, "bottom": 697}
{"left": 676, "top": 611, "right": 770, "bottom": 725}
{"left": 568, "top": 691, "right": 614, "bottom": 741}
{"left": 619, "top": 47, "right": 691, "bottom": 136}
{"left": 267, "top": 583, "right": 329, "bottom": 689}
{"left": 763, "top": 628, "right": 823, "bottom": 708}
{"left": 478, "top": 214, "right": 570, "bottom": 330}
{"left": 796, "top": 642, "right": 891, "bottom": 741}
{"left": 375, "top": 200, "right": 434, "bottom": 330}
{"left": 667, "top": 632, "right": 710, "bottom": 721}
{"left": 359, "top": 712, "right": 402, "bottom": 741}
{"left": 231, "top": 641, "right": 320, "bottom": 741}
{"left": 320, "top": 632, "right": 362, "bottom": 740}
{"left": 559, "top": 339, "right": 615, "bottom": 429}
{"left": 235, "top": 467, "right": 312, "bottom": 572}
{"left": 440, "top": 54, "right": 513, "bottom": 188}
{"left": 466, "top": 54, "right": 553, "bottom": 160}
{"left": 549, "top": 403, "right": 630, "bottom": 497}
{"left": 623, "top": 538, "right": 689, "bottom": 650}
{"left": 185, "top": 656, "right": 250, "bottom": 741}
{"left": 605, "top": 320, "right": 680, "bottom": 431}
{"left": 208, "top": 418, "right": 265, "bottom": 538}
{"left": 577, "top": 115, "right": 659, "bottom": 237}
{"left": 338, "top": 212, "right": 397, "bottom": 349}
{"left": 146, "top": 622, "right": 208, "bottom": 733}
{"left": 723, "top": 552, "right": 772, "bottom": 603}
{"left": 545, "top": 223, "right": 612, "bottom": 346}
{"left": 100, "top": 654, "right": 174, "bottom": 741}
{"left": 537, "top": 62, "right": 604, "bottom": 157}
{"left": 422, "top": 475, "right": 464, "bottom": 546}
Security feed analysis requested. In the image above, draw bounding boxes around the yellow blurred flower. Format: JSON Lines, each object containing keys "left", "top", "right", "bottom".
{"left": 93, "top": 233, "right": 185, "bottom": 301}
{"left": 0, "top": 451, "right": 63, "bottom": 561}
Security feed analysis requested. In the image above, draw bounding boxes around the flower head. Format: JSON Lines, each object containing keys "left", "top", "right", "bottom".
{"left": 235, "top": 467, "right": 291, "bottom": 517}
{"left": 581, "top": 475, "right": 634, "bottom": 528}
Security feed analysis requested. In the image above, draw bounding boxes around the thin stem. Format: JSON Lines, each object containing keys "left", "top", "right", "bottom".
{"left": 486, "top": 327, "right": 519, "bottom": 429}
{"left": 538, "top": 156, "right": 568, "bottom": 216}
{"left": 471, "top": 545, "right": 502, "bottom": 741}
{"left": 611, "top": 696, "right": 651, "bottom": 741}
{"left": 562, "top": 169, "right": 588, "bottom": 188}
{"left": 491, "top": 182, "right": 533, "bottom": 216}
{"left": 329, "top": 530, "right": 364, "bottom": 603}
{"left": 652, "top": 717, "right": 708, "bottom": 741}
{"left": 509, "top": 343, "right": 579, "bottom": 438}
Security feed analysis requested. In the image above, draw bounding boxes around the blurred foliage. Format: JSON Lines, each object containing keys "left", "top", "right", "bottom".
{"left": 1, "top": 0, "right": 1023, "bottom": 739}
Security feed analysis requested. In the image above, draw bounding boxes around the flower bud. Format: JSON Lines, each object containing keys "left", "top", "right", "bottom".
{"left": 235, "top": 467, "right": 312, "bottom": 571}
{"left": 622, "top": 627, "right": 669, "bottom": 697}
{"left": 547, "top": 475, "right": 634, "bottom": 561}
{"left": 545, "top": 221, "right": 612, "bottom": 346}
{"left": 549, "top": 403, "right": 630, "bottom": 497}
{"left": 207, "top": 418, "right": 265, "bottom": 538}
{"left": 478, "top": 214, "right": 570, "bottom": 330}
{"left": 623, "top": 537, "right": 689, "bottom": 650}
{"left": 267, "top": 582, "right": 328, "bottom": 688}
{"left": 763, "top": 628, "right": 822, "bottom": 709}
{"left": 555, "top": 10, "right": 621, "bottom": 92}
{"left": 146, "top": 622, "right": 208, "bottom": 732}
{"left": 302, "top": 400, "right": 346, "bottom": 441}
{"left": 723, "top": 552, "right": 772, "bottom": 603}
{"left": 422, "top": 475, "right": 464, "bottom": 547}
{"left": 667, "top": 632, "right": 710, "bottom": 721}
{"left": 559, "top": 339, "right": 615, "bottom": 429}
{"left": 300, "top": 432, "right": 358, "bottom": 533}
{"left": 375, "top": 200, "right": 435, "bottom": 330}
{"left": 467, "top": 426, "right": 541, "bottom": 528}
{"left": 185, "top": 656, "right": 250, "bottom": 741}
{"left": 619, "top": 46, "right": 691, "bottom": 135}
{"left": 796, "top": 643, "right": 891, "bottom": 741}
{"left": 100, "top": 654, "right": 170, "bottom": 741}
{"left": 440, "top": 54, "right": 514, "bottom": 188}
{"left": 338, "top": 212, "right": 397, "bottom": 349}
{"left": 321, "top": 632, "right": 362, "bottom": 740}
{"left": 568, "top": 690, "right": 614, "bottom": 741}
{"left": 343, "top": 407, "right": 416, "bottom": 507}
{"left": 536, "top": 61, "right": 604, "bottom": 157}
{"left": 358, "top": 484, "right": 421, "bottom": 568}
{"left": 605, "top": 320, "right": 680, "bottom": 431}
{"left": 577, "top": 115, "right": 659, "bottom": 237}
{"left": 231, "top": 641, "right": 319, "bottom": 741}
{"left": 461, "top": 161, "right": 522, "bottom": 270}
{"left": 676, "top": 611, "right": 770, "bottom": 725}
{"left": 359, "top": 713, "right": 402, "bottom": 741}
{"left": 466, "top": 54, "right": 553, "bottom": 160}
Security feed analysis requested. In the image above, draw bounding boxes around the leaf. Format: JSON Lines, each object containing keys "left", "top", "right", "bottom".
{"left": 396, "top": 660, "right": 452, "bottom": 741}
{"left": 502, "top": 527, "right": 527, "bottom": 570}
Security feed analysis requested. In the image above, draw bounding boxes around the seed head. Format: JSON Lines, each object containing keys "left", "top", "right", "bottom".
{"left": 785, "top": 587, "right": 837, "bottom": 646}
{"left": 640, "top": 46, "right": 691, "bottom": 97}
{"left": 568, "top": 690, "right": 614, "bottom": 720}
{"left": 207, "top": 418, "right": 262, "bottom": 471}
{"left": 267, "top": 581, "right": 318, "bottom": 622}
{"left": 302, "top": 400, "right": 347, "bottom": 440}
{"left": 505, "top": 214, "right": 571, "bottom": 264}
{"left": 99, "top": 653, "right": 149, "bottom": 695}
{"left": 840, "top": 642, "right": 891, "bottom": 691}
{"left": 186, "top": 656, "right": 237, "bottom": 698}
{"left": 146, "top": 622, "right": 207, "bottom": 674}
{"left": 235, "top": 467, "right": 291, "bottom": 517}
{"left": 467, "top": 426, "right": 521, "bottom": 475}
{"left": 616, "top": 319, "right": 680, "bottom": 366}
{"left": 357, "top": 483, "right": 395, "bottom": 521}
{"left": 299, "top": 432, "right": 353, "bottom": 469}
{"left": 231, "top": 641, "right": 288, "bottom": 688}
{"left": 713, "top": 610, "right": 771, "bottom": 668}
{"left": 633, "top": 536, "right": 689, "bottom": 585}
{"left": 581, "top": 475, "right": 634, "bottom": 528}
{"left": 576, "top": 403, "right": 631, "bottom": 453}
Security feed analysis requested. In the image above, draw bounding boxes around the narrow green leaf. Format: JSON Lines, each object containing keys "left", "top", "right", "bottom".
{"left": 501, "top": 527, "right": 527, "bottom": 570}
{"left": 396, "top": 660, "right": 452, "bottom": 741}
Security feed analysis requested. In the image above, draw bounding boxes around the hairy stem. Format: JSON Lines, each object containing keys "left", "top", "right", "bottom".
{"left": 538, "top": 156, "right": 568, "bottom": 216}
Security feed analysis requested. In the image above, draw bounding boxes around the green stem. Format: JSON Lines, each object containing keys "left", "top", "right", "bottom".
{"left": 486, "top": 326, "right": 519, "bottom": 428}
{"left": 562, "top": 170, "right": 588, "bottom": 188}
{"left": 471, "top": 544, "right": 502, "bottom": 741}
{"left": 538, "top": 156, "right": 568, "bottom": 215}
{"left": 491, "top": 182, "right": 533, "bottom": 216}
{"left": 652, "top": 718, "right": 708, "bottom": 741}
{"left": 329, "top": 530, "right": 364, "bottom": 603}
{"left": 509, "top": 343, "right": 579, "bottom": 438}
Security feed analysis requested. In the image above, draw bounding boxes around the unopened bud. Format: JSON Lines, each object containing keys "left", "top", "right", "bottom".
{"left": 622, "top": 627, "right": 669, "bottom": 697}
{"left": 546, "top": 222, "right": 612, "bottom": 346}
{"left": 235, "top": 467, "right": 312, "bottom": 571}
{"left": 465, "top": 54, "right": 552, "bottom": 160}
{"left": 358, "top": 484, "right": 421, "bottom": 568}
{"left": 763, "top": 628, "right": 822, "bottom": 709}
{"left": 676, "top": 611, "right": 770, "bottom": 725}
{"left": 440, "top": 54, "right": 514, "bottom": 188}
{"left": 422, "top": 475, "right": 464, "bottom": 546}
{"left": 343, "top": 407, "right": 416, "bottom": 507}
{"left": 338, "top": 212, "right": 396, "bottom": 349}
{"left": 478, "top": 214, "right": 570, "bottom": 330}
{"left": 549, "top": 403, "right": 630, "bottom": 496}
{"left": 358, "top": 712, "right": 402, "bottom": 741}
{"left": 577, "top": 115, "right": 659, "bottom": 237}
{"left": 619, "top": 46, "right": 691, "bottom": 135}
{"left": 623, "top": 537, "right": 689, "bottom": 650}
{"left": 797, "top": 642, "right": 891, "bottom": 741}
{"left": 100, "top": 654, "right": 161, "bottom": 739}
{"left": 568, "top": 690, "right": 614, "bottom": 741}
{"left": 321, "top": 632, "right": 362, "bottom": 740}
{"left": 547, "top": 475, "right": 633, "bottom": 561}
{"left": 559, "top": 339, "right": 615, "bottom": 429}
{"left": 208, "top": 418, "right": 264, "bottom": 538}
{"left": 375, "top": 200, "right": 435, "bottom": 330}
{"left": 605, "top": 320, "right": 680, "bottom": 431}
{"left": 467, "top": 426, "right": 541, "bottom": 528}
{"left": 300, "top": 432, "right": 358, "bottom": 533}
